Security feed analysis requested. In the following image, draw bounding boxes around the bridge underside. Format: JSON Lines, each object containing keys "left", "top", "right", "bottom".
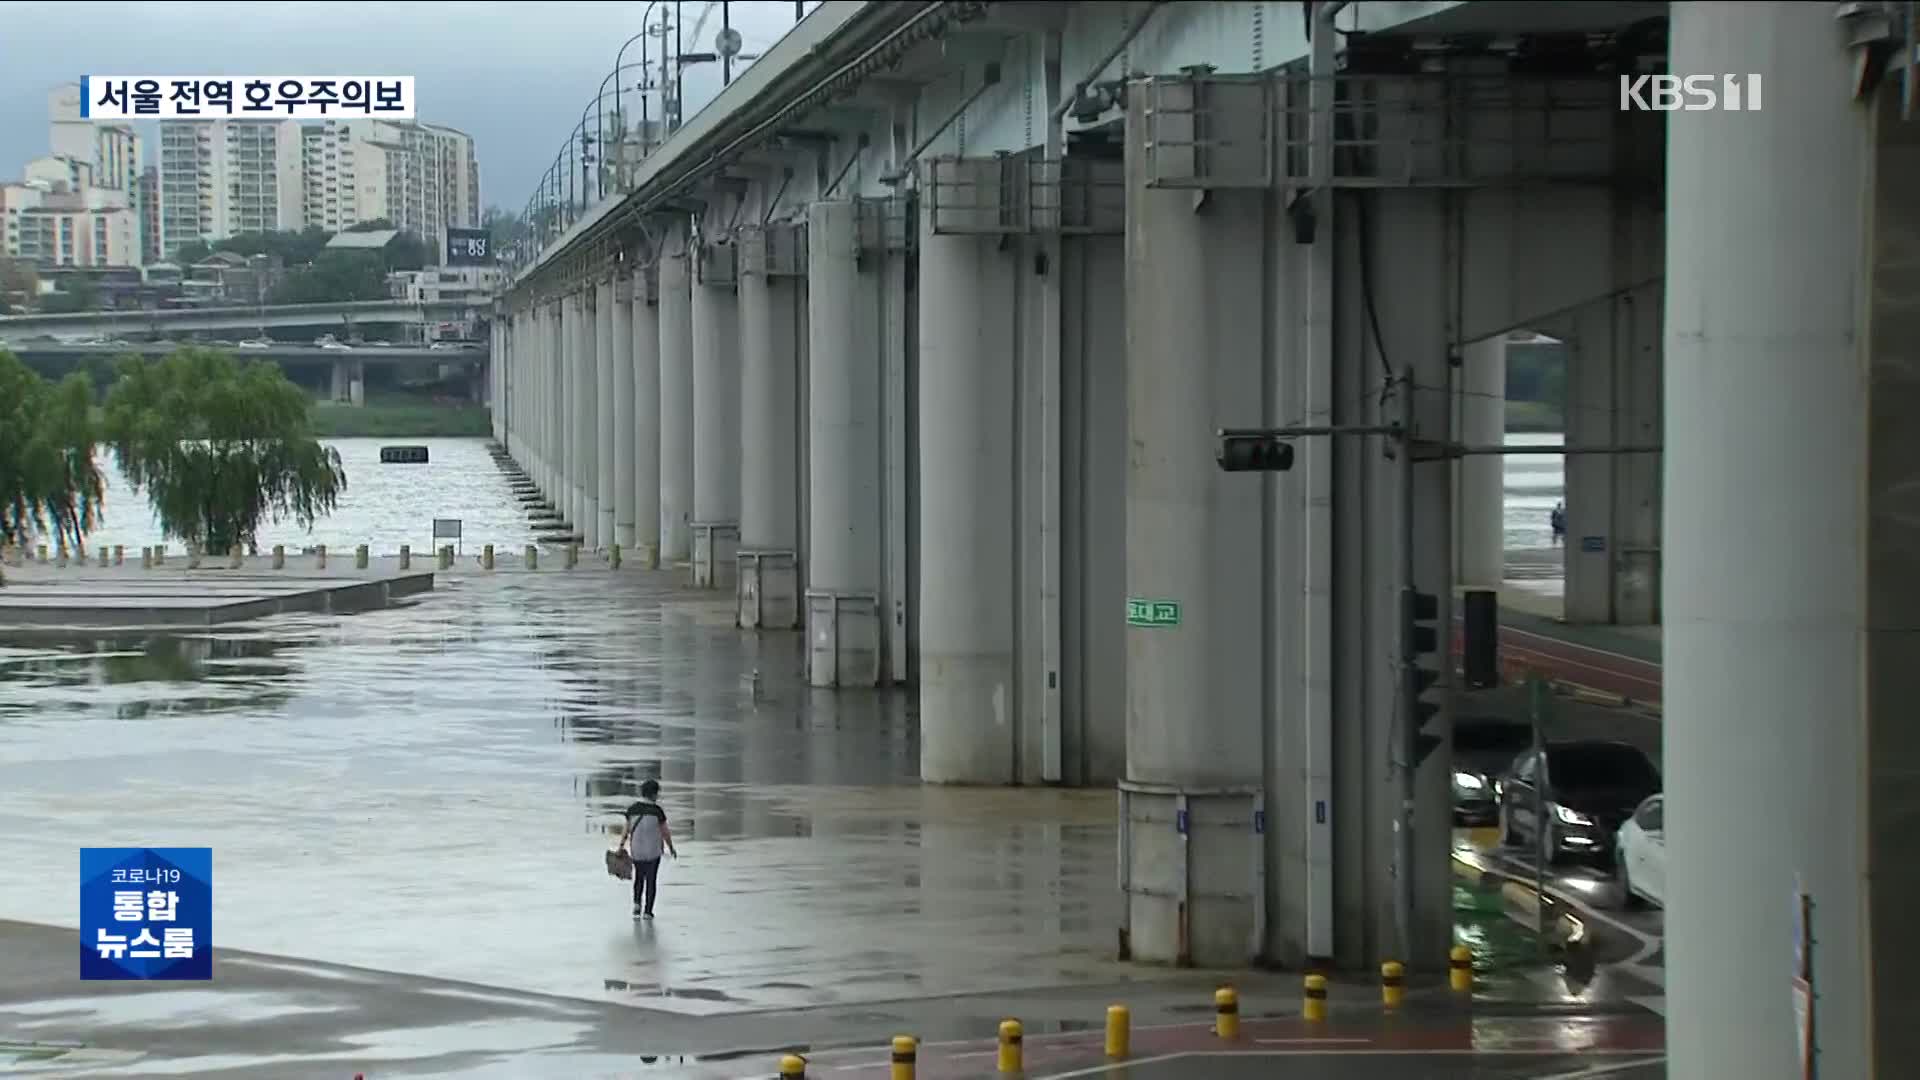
{"left": 494, "top": 2, "right": 1920, "bottom": 1074}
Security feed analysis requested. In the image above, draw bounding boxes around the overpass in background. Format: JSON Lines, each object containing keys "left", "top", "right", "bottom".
{"left": 5, "top": 342, "right": 487, "bottom": 368}
{"left": 0, "top": 298, "right": 481, "bottom": 339}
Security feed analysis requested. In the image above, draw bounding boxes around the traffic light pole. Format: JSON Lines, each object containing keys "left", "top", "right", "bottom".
{"left": 1395, "top": 370, "right": 1418, "bottom": 965}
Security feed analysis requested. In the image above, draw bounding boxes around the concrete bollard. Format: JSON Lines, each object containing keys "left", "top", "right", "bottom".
{"left": 272, "top": 545, "right": 285, "bottom": 569}
{"left": 36, "top": 544, "right": 48, "bottom": 563}
{"left": 154, "top": 544, "right": 165, "bottom": 565}
{"left": 113, "top": 545, "right": 123, "bottom": 566}
{"left": 98, "top": 547, "right": 110, "bottom": 567}
{"left": 644, "top": 541, "right": 659, "bottom": 570}
{"left": 438, "top": 545, "right": 453, "bottom": 570}
{"left": 1449, "top": 945, "right": 1474, "bottom": 993}
{"left": 778, "top": 1053, "right": 806, "bottom": 1079}
{"left": 185, "top": 545, "right": 200, "bottom": 570}
{"left": 889, "top": 1035, "right": 916, "bottom": 1080}
{"left": 1105, "top": 1005, "right": 1130, "bottom": 1058}
{"left": 565, "top": 544, "right": 579, "bottom": 569}
{"left": 1304, "top": 974, "right": 1328, "bottom": 1022}
{"left": 525, "top": 544, "right": 538, "bottom": 570}
{"left": 482, "top": 544, "right": 495, "bottom": 570}
{"left": 355, "top": 544, "right": 369, "bottom": 569}
{"left": 1381, "top": 961, "right": 1405, "bottom": 1009}
{"left": 609, "top": 543, "right": 622, "bottom": 570}
{"left": 1214, "top": 986, "right": 1240, "bottom": 1039}
{"left": 996, "top": 1019, "right": 1022, "bottom": 1073}
{"left": 141, "top": 546, "right": 153, "bottom": 569}
{"left": 228, "top": 547, "right": 243, "bottom": 569}
{"left": 316, "top": 544, "right": 327, "bottom": 569}
{"left": 399, "top": 544, "right": 410, "bottom": 570}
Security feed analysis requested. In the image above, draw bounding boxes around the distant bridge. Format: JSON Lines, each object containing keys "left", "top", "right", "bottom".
{"left": 0, "top": 299, "right": 483, "bottom": 338}
{"left": 7, "top": 342, "right": 487, "bottom": 368}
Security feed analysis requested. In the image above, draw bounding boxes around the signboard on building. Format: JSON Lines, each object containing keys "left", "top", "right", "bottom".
{"left": 445, "top": 228, "right": 492, "bottom": 266}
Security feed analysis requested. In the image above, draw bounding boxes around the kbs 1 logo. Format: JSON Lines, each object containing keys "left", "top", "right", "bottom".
{"left": 1619, "top": 74, "right": 1763, "bottom": 112}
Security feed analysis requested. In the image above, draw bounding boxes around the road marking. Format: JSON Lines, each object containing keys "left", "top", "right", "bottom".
{"left": 1479, "top": 848, "right": 1664, "bottom": 969}
{"left": 1531, "top": 1056, "right": 1667, "bottom": 1079}
{"left": 1254, "top": 1037, "right": 1373, "bottom": 1045}
{"left": 1036, "top": 1049, "right": 1665, "bottom": 1076}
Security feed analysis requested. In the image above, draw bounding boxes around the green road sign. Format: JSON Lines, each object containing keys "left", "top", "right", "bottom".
{"left": 1127, "top": 598, "right": 1182, "bottom": 627}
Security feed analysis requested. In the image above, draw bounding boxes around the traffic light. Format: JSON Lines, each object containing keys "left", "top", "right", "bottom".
{"left": 1216, "top": 434, "right": 1296, "bottom": 472}
{"left": 1402, "top": 588, "right": 1444, "bottom": 769}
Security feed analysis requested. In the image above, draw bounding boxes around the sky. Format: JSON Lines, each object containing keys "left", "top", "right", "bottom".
{"left": 0, "top": 0, "right": 820, "bottom": 216}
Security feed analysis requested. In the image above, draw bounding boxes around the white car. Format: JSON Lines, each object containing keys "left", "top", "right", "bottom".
{"left": 319, "top": 340, "right": 353, "bottom": 351}
{"left": 238, "top": 339, "right": 271, "bottom": 350}
{"left": 1614, "top": 793, "right": 1666, "bottom": 908}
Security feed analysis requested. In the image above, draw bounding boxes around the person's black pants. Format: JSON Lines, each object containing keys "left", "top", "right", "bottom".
{"left": 632, "top": 858, "right": 661, "bottom": 914}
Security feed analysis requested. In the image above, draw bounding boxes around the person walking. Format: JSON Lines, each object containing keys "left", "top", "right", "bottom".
{"left": 619, "top": 779, "right": 678, "bottom": 919}
{"left": 1549, "top": 501, "right": 1567, "bottom": 546}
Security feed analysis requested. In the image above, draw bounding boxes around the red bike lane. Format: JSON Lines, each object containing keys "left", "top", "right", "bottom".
{"left": 1452, "top": 620, "right": 1662, "bottom": 706}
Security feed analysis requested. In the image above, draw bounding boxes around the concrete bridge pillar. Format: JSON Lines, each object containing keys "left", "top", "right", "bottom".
{"left": 1121, "top": 138, "right": 1266, "bottom": 968}
{"left": 736, "top": 223, "right": 805, "bottom": 630}
{"left": 596, "top": 274, "right": 617, "bottom": 549}
{"left": 1663, "top": 6, "right": 1918, "bottom": 1078}
{"left": 1453, "top": 336, "right": 1506, "bottom": 589}
{"left": 584, "top": 285, "right": 606, "bottom": 549}
{"left": 691, "top": 234, "right": 742, "bottom": 588}
{"left": 566, "top": 291, "right": 587, "bottom": 538}
{"left": 631, "top": 263, "right": 662, "bottom": 562}
{"left": 612, "top": 272, "right": 637, "bottom": 551}
{"left": 548, "top": 299, "right": 564, "bottom": 519}
{"left": 804, "top": 201, "right": 886, "bottom": 686}
{"left": 916, "top": 205, "right": 1019, "bottom": 785}
{"left": 658, "top": 230, "right": 695, "bottom": 563}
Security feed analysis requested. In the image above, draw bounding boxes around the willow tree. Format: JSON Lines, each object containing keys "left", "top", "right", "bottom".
{"left": 102, "top": 348, "right": 346, "bottom": 557}
{"left": 0, "top": 348, "right": 104, "bottom": 553}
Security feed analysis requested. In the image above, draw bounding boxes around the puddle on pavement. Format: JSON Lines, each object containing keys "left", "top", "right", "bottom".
{"left": 2, "top": 990, "right": 346, "bottom": 1027}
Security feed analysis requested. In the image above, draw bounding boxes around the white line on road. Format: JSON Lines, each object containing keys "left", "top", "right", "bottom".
{"left": 1530, "top": 1055, "right": 1667, "bottom": 1079}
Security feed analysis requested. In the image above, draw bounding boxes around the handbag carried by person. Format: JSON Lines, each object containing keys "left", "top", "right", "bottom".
{"left": 605, "top": 846, "right": 634, "bottom": 880}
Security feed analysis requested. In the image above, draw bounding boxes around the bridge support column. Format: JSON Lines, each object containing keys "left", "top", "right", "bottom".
{"left": 1663, "top": 7, "right": 1918, "bottom": 1078}
{"left": 659, "top": 231, "right": 695, "bottom": 563}
{"left": 1453, "top": 336, "right": 1505, "bottom": 590}
{"left": 586, "top": 285, "right": 607, "bottom": 549}
{"left": 805, "top": 201, "right": 885, "bottom": 686}
{"left": 545, "top": 300, "right": 561, "bottom": 519}
{"left": 567, "top": 291, "right": 588, "bottom": 539}
{"left": 631, "top": 263, "right": 662, "bottom": 563}
{"left": 737, "top": 224, "right": 804, "bottom": 630}
{"left": 596, "top": 274, "right": 617, "bottom": 550}
{"left": 917, "top": 203, "right": 1018, "bottom": 785}
{"left": 612, "top": 272, "right": 637, "bottom": 552}
{"left": 691, "top": 236, "right": 741, "bottom": 589}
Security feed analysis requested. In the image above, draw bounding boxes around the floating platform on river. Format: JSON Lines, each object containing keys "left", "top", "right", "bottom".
{"left": 0, "top": 563, "right": 436, "bottom": 629}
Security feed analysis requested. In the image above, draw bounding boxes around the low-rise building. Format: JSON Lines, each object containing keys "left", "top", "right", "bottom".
{"left": 387, "top": 264, "right": 502, "bottom": 305}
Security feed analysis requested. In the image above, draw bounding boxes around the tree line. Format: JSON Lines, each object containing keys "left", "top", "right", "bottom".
{"left": 0, "top": 346, "right": 344, "bottom": 563}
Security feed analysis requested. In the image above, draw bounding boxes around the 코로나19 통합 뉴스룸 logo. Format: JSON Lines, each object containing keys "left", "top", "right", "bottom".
{"left": 79, "top": 847, "right": 212, "bottom": 980}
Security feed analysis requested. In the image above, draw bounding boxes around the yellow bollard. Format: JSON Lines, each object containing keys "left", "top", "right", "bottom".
{"left": 1105, "top": 1004, "right": 1130, "bottom": 1059}
{"left": 1214, "top": 986, "right": 1240, "bottom": 1039}
{"left": 483, "top": 544, "right": 495, "bottom": 570}
{"left": 113, "top": 545, "right": 124, "bottom": 566}
{"left": 272, "top": 545, "right": 285, "bottom": 569}
{"left": 1449, "top": 945, "right": 1474, "bottom": 993}
{"left": 997, "top": 1019, "right": 1022, "bottom": 1073}
{"left": 565, "top": 543, "right": 579, "bottom": 569}
{"left": 355, "top": 544, "right": 369, "bottom": 569}
{"left": 1304, "top": 973, "right": 1328, "bottom": 1022}
{"left": 889, "top": 1034, "right": 917, "bottom": 1080}
{"left": 1381, "top": 961, "right": 1405, "bottom": 1009}
{"left": 778, "top": 1053, "right": 807, "bottom": 1078}
{"left": 525, "top": 544, "right": 539, "bottom": 570}
{"left": 398, "top": 544, "right": 410, "bottom": 570}
{"left": 610, "top": 543, "right": 622, "bottom": 569}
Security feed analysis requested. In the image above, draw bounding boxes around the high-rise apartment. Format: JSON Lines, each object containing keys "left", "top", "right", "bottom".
{"left": 157, "top": 119, "right": 304, "bottom": 259}
{"left": 138, "top": 167, "right": 160, "bottom": 264}
{"left": 47, "top": 83, "right": 143, "bottom": 264}
{"left": 299, "top": 120, "right": 479, "bottom": 259}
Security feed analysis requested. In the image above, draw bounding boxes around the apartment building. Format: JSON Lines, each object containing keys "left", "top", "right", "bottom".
{"left": 48, "top": 83, "right": 143, "bottom": 263}
{"left": 139, "top": 167, "right": 161, "bottom": 264}
{"left": 157, "top": 119, "right": 305, "bottom": 259}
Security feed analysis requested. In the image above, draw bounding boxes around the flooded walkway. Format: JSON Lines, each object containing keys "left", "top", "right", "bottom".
{"left": 0, "top": 572, "right": 1124, "bottom": 1015}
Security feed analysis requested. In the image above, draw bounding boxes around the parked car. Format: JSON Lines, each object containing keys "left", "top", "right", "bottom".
{"left": 1496, "top": 738, "right": 1661, "bottom": 865}
{"left": 238, "top": 339, "right": 271, "bottom": 350}
{"left": 1452, "top": 718, "right": 1532, "bottom": 825}
{"left": 1614, "top": 794, "right": 1666, "bottom": 908}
